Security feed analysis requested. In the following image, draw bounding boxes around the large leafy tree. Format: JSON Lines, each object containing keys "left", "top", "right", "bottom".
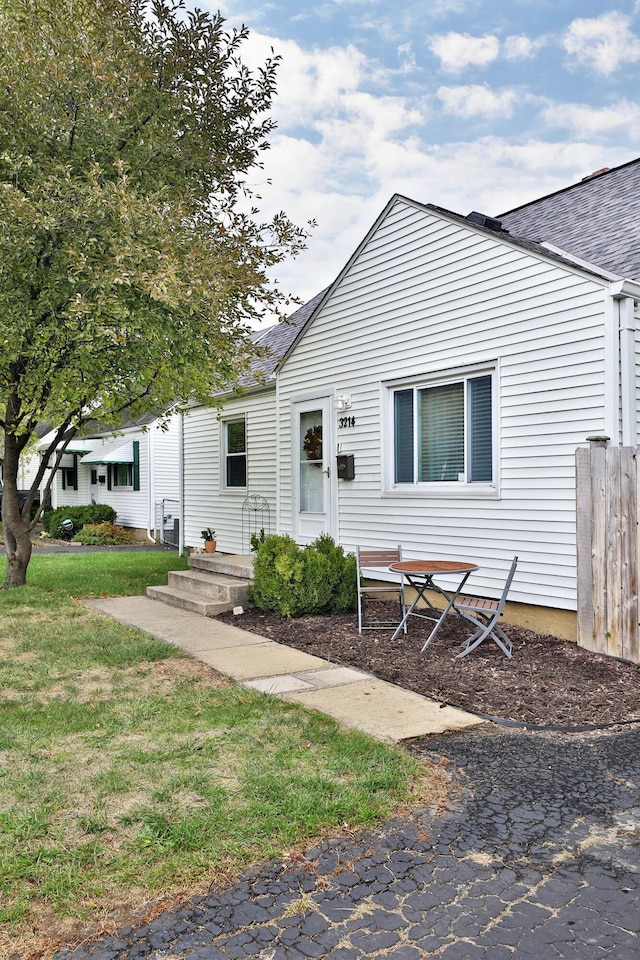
{"left": 0, "top": 0, "right": 307, "bottom": 586}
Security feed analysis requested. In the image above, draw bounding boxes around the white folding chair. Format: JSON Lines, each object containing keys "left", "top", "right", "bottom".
{"left": 356, "top": 545, "right": 406, "bottom": 634}
{"left": 455, "top": 556, "right": 519, "bottom": 659}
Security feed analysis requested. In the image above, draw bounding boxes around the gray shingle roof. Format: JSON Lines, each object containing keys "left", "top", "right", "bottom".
{"left": 497, "top": 157, "right": 640, "bottom": 281}
{"left": 238, "top": 286, "right": 329, "bottom": 387}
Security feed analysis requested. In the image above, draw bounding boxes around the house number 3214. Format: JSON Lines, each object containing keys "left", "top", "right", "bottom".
{"left": 338, "top": 416, "right": 356, "bottom": 428}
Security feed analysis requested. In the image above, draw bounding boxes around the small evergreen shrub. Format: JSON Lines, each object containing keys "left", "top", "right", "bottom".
{"left": 250, "top": 533, "right": 357, "bottom": 617}
{"left": 43, "top": 504, "right": 117, "bottom": 539}
{"left": 72, "top": 522, "right": 137, "bottom": 545}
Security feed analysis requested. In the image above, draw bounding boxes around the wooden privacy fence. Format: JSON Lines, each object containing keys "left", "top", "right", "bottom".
{"left": 576, "top": 439, "right": 640, "bottom": 664}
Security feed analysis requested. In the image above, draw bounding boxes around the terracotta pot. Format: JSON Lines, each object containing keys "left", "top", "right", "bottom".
{"left": 204, "top": 540, "right": 217, "bottom": 553}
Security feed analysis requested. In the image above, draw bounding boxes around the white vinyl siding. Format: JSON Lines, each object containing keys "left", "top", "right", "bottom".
{"left": 100, "top": 435, "right": 147, "bottom": 527}
{"left": 183, "top": 391, "right": 277, "bottom": 553}
{"left": 49, "top": 419, "right": 180, "bottom": 531}
{"left": 276, "top": 198, "right": 610, "bottom": 610}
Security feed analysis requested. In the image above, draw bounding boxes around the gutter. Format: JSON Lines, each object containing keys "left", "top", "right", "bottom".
{"left": 275, "top": 372, "right": 281, "bottom": 535}
{"left": 178, "top": 411, "right": 185, "bottom": 557}
{"left": 608, "top": 280, "right": 640, "bottom": 447}
{"left": 146, "top": 426, "right": 155, "bottom": 543}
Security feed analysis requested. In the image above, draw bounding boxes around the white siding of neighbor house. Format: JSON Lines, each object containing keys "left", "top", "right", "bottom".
{"left": 152, "top": 417, "right": 180, "bottom": 504}
{"left": 17, "top": 452, "right": 43, "bottom": 494}
{"left": 51, "top": 432, "right": 149, "bottom": 527}
{"left": 100, "top": 433, "right": 149, "bottom": 529}
{"left": 276, "top": 199, "right": 610, "bottom": 611}
{"left": 183, "top": 390, "right": 277, "bottom": 553}
{"left": 50, "top": 455, "right": 92, "bottom": 509}
{"left": 49, "top": 418, "right": 180, "bottom": 532}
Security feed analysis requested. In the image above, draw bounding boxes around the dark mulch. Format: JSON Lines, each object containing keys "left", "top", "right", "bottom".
{"left": 218, "top": 604, "right": 640, "bottom": 728}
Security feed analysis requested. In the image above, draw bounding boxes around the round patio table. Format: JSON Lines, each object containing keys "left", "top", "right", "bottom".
{"left": 388, "top": 559, "right": 478, "bottom": 648}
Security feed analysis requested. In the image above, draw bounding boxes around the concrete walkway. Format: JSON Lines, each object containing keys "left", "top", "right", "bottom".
{"left": 84, "top": 596, "right": 483, "bottom": 743}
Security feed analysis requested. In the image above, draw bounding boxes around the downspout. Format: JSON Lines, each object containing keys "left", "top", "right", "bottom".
{"left": 178, "top": 411, "right": 185, "bottom": 557}
{"left": 618, "top": 296, "right": 637, "bottom": 446}
{"left": 146, "top": 427, "right": 155, "bottom": 542}
{"left": 274, "top": 373, "right": 281, "bottom": 535}
{"left": 603, "top": 293, "right": 621, "bottom": 445}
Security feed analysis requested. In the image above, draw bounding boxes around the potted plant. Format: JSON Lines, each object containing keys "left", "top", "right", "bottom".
{"left": 303, "top": 424, "right": 323, "bottom": 461}
{"left": 201, "top": 527, "right": 217, "bottom": 553}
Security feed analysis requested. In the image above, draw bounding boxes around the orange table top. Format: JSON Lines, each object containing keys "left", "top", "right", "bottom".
{"left": 389, "top": 560, "right": 478, "bottom": 575}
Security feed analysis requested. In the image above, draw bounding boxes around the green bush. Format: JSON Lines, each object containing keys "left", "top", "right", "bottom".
{"left": 72, "top": 522, "right": 137, "bottom": 545}
{"left": 250, "top": 533, "right": 357, "bottom": 617}
{"left": 43, "top": 504, "right": 117, "bottom": 539}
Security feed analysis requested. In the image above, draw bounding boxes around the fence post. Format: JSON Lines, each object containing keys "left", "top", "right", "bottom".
{"left": 576, "top": 436, "right": 640, "bottom": 665}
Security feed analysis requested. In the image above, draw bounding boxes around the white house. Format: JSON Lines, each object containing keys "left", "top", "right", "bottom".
{"left": 178, "top": 157, "right": 640, "bottom": 640}
{"left": 40, "top": 411, "right": 180, "bottom": 541}
{"left": 181, "top": 291, "right": 326, "bottom": 554}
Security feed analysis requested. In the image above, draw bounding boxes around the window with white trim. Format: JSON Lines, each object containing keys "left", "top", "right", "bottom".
{"left": 224, "top": 418, "right": 247, "bottom": 489}
{"left": 392, "top": 370, "right": 495, "bottom": 487}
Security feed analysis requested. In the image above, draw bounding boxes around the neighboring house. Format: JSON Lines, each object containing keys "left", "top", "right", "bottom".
{"left": 39, "top": 412, "right": 180, "bottom": 540}
{"left": 0, "top": 423, "right": 51, "bottom": 512}
{"left": 179, "top": 157, "right": 640, "bottom": 641}
{"left": 181, "top": 291, "right": 327, "bottom": 553}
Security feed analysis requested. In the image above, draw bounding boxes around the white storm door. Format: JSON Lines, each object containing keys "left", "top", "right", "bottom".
{"left": 294, "top": 397, "right": 334, "bottom": 542}
{"left": 89, "top": 468, "right": 101, "bottom": 504}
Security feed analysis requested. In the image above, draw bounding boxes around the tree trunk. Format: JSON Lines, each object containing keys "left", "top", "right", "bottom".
{"left": 2, "top": 433, "right": 33, "bottom": 587}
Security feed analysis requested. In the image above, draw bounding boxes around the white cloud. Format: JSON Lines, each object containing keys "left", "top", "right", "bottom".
{"left": 262, "top": 130, "right": 631, "bottom": 302}
{"left": 397, "top": 41, "right": 417, "bottom": 74}
{"left": 437, "top": 84, "right": 519, "bottom": 119}
{"left": 429, "top": 32, "right": 500, "bottom": 72}
{"left": 541, "top": 99, "right": 640, "bottom": 135}
{"left": 563, "top": 12, "right": 640, "bottom": 75}
{"left": 503, "top": 34, "right": 536, "bottom": 60}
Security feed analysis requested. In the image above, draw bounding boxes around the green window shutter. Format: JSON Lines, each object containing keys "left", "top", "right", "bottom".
{"left": 394, "top": 389, "right": 414, "bottom": 483}
{"left": 72, "top": 454, "right": 78, "bottom": 491}
{"left": 468, "top": 375, "right": 493, "bottom": 482}
{"left": 107, "top": 465, "right": 112, "bottom": 490}
{"left": 133, "top": 440, "right": 140, "bottom": 491}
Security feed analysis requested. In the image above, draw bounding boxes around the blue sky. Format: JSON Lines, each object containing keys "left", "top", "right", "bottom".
{"left": 202, "top": 0, "right": 640, "bottom": 306}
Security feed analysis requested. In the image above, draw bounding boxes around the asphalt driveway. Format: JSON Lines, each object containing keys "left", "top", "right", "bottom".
{"left": 54, "top": 723, "right": 640, "bottom": 960}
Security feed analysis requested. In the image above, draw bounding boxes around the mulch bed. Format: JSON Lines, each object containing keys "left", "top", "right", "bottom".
{"left": 218, "top": 604, "right": 640, "bottom": 728}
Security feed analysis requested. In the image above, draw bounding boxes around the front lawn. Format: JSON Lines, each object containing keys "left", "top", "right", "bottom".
{"left": 0, "top": 551, "right": 434, "bottom": 958}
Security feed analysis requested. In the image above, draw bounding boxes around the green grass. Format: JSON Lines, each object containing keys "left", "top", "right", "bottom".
{"left": 0, "top": 550, "right": 433, "bottom": 957}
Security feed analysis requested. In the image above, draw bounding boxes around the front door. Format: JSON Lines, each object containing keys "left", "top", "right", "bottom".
{"left": 294, "top": 397, "right": 335, "bottom": 542}
{"left": 89, "top": 468, "right": 101, "bottom": 505}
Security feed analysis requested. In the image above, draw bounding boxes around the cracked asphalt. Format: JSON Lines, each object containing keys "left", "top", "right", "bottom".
{"left": 54, "top": 724, "right": 640, "bottom": 960}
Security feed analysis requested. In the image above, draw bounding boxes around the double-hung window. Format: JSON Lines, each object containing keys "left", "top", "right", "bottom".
{"left": 224, "top": 418, "right": 247, "bottom": 489}
{"left": 392, "top": 369, "right": 495, "bottom": 489}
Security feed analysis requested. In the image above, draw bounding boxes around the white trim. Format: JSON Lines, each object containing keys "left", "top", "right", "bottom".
{"left": 291, "top": 394, "right": 336, "bottom": 542}
{"left": 178, "top": 412, "right": 185, "bottom": 557}
{"left": 275, "top": 373, "right": 281, "bottom": 534}
{"left": 219, "top": 414, "right": 248, "bottom": 493}
{"left": 603, "top": 294, "right": 620, "bottom": 444}
{"left": 619, "top": 296, "right": 637, "bottom": 446}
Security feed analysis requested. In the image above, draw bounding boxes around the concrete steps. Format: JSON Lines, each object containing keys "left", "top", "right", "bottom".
{"left": 147, "top": 553, "right": 253, "bottom": 617}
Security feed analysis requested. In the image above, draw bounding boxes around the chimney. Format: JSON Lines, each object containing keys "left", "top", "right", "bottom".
{"left": 581, "top": 167, "right": 610, "bottom": 181}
